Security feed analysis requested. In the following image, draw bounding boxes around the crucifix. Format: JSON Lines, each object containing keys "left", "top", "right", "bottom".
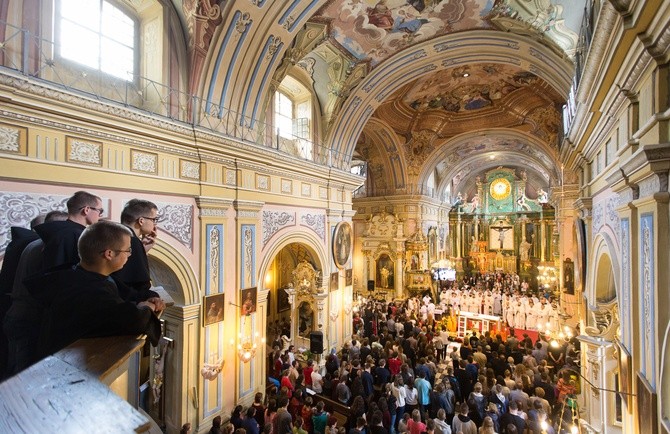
{"left": 492, "top": 220, "right": 513, "bottom": 250}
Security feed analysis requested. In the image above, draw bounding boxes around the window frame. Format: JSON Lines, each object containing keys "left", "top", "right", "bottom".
{"left": 54, "top": 0, "right": 139, "bottom": 83}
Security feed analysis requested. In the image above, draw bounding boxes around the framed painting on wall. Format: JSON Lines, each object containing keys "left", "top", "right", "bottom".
{"left": 277, "top": 287, "right": 290, "bottom": 312}
{"left": 241, "top": 287, "right": 257, "bottom": 315}
{"left": 203, "top": 293, "right": 224, "bottom": 326}
{"left": 333, "top": 222, "right": 352, "bottom": 269}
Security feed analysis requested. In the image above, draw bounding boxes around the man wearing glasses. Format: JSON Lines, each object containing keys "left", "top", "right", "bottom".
{"left": 112, "top": 199, "right": 165, "bottom": 310}
{"left": 26, "top": 220, "right": 162, "bottom": 359}
{"left": 36, "top": 190, "right": 104, "bottom": 270}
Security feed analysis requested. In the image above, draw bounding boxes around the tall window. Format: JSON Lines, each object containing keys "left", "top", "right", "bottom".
{"left": 58, "top": 0, "right": 136, "bottom": 81}
{"left": 274, "top": 91, "right": 294, "bottom": 139}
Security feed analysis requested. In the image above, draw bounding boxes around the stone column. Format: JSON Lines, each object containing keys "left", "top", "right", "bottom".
{"left": 540, "top": 218, "right": 546, "bottom": 262}
{"left": 456, "top": 215, "right": 462, "bottom": 259}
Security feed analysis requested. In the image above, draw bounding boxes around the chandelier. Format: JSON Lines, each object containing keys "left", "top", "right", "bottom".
{"left": 234, "top": 315, "right": 265, "bottom": 363}
{"left": 536, "top": 265, "right": 557, "bottom": 290}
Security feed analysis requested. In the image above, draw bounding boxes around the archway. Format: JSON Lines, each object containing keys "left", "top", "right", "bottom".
{"left": 262, "top": 241, "right": 324, "bottom": 350}
{"left": 145, "top": 241, "right": 199, "bottom": 431}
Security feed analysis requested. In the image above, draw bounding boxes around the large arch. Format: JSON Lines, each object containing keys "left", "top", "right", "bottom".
{"left": 587, "top": 234, "right": 621, "bottom": 310}
{"left": 149, "top": 240, "right": 200, "bottom": 306}
{"left": 258, "top": 228, "right": 329, "bottom": 285}
{"left": 327, "top": 30, "right": 573, "bottom": 164}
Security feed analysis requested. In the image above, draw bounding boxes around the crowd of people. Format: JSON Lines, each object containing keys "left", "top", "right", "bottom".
{"left": 218, "top": 272, "right": 581, "bottom": 434}
{"left": 0, "top": 191, "right": 166, "bottom": 379}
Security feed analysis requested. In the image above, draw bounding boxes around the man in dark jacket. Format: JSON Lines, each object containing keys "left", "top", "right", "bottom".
{"left": 37, "top": 190, "right": 104, "bottom": 270}
{"left": 3, "top": 211, "right": 68, "bottom": 375}
{"left": 0, "top": 214, "right": 45, "bottom": 379}
{"left": 499, "top": 401, "right": 526, "bottom": 434}
{"left": 27, "top": 220, "right": 162, "bottom": 359}
{"left": 112, "top": 199, "right": 160, "bottom": 298}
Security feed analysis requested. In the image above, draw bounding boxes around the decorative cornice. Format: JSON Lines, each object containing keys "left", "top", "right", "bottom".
{"left": 621, "top": 144, "right": 670, "bottom": 181}
{"left": 573, "top": 197, "right": 593, "bottom": 219}
{"left": 196, "top": 197, "right": 234, "bottom": 217}
{"left": 234, "top": 200, "right": 265, "bottom": 213}
{"left": 0, "top": 109, "right": 199, "bottom": 159}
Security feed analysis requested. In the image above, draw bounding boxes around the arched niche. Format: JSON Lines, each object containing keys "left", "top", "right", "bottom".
{"left": 594, "top": 253, "right": 616, "bottom": 303}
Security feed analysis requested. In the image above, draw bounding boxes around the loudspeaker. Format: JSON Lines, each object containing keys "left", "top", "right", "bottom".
{"left": 367, "top": 280, "right": 375, "bottom": 291}
{"left": 309, "top": 331, "right": 324, "bottom": 354}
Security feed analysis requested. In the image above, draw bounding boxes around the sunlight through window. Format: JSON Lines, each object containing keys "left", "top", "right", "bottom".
{"left": 59, "top": 0, "right": 135, "bottom": 81}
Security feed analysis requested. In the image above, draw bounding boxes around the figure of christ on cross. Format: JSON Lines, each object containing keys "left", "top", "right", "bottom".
{"left": 493, "top": 226, "right": 511, "bottom": 250}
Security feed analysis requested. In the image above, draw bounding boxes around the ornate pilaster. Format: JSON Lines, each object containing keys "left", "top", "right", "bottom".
{"left": 314, "top": 294, "right": 330, "bottom": 358}
{"left": 284, "top": 286, "right": 298, "bottom": 341}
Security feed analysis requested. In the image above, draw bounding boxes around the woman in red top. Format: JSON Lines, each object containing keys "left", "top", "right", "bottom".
{"left": 406, "top": 409, "right": 426, "bottom": 434}
{"left": 303, "top": 359, "right": 314, "bottom": 386}
{"left": 280, "top": 369, "right": 294, "bottom": 398}
{"left": 388, "top": 351, "right": 402, "bottom": 376}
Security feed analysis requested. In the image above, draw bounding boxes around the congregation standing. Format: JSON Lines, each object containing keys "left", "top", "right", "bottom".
{"left": 241, "top": 271, "right": 580, "bottom": 434}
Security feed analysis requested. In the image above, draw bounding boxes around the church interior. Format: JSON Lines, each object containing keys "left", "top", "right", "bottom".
{"left": 0, "top": 0, "right": 668, "bottom": 432}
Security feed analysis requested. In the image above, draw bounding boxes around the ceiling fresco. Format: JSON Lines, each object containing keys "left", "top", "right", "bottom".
{"left": 317, "top": 0, "right": 492, "bottom": 66}
{"left": 370, "top": 63, "right": 564, "bottom": 146}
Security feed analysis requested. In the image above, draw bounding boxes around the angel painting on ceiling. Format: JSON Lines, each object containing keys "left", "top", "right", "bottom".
{"left": 322, "top": 0, "right": 485, "bottom": 66}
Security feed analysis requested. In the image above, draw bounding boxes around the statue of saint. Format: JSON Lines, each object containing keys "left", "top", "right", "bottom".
{"left": 380, "top": 266, "right": 390, "bottom": 288}
{"left": 519, "top": 237, "right": 532, "bottom": 261}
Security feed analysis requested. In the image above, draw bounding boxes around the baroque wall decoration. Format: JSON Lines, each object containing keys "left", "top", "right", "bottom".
{"left": 241, "top": 224, "right": 256, "bottom": 288}
{"left": 262, "top": 211, "right": 295, "bottom": 247}
{"left": 0, "top": 123, "right": 27, "bottom": 155}
{"left": 301, "top": 213, "right": 326, "bottom": 241}
{"left": 301, "top": 183, "right": 311, "bottom": 197}
{"left": 131, "top": 150, "right": 158, "bottom": 174}
{"left": 620, "top": 218, "right": 630, "bottom": 350}
{"left": 319, "top": 186, "right": 328, "bottom": 199}
{"left": 155, "top": 202, "right": 194, "bottom": 249}
{"left": 640, "top": 214, "right": 655, "bottom": 388}
{"left": 256, "top": 174, "right": 270, "bottom": 191}
{"left": 225, "top": 169, "right": 237, "bottom": 186}
{"left": 180, "top": 159, "right": 201, "bottom": 180}
{"left": 65, "top": 136, "right": 102, "bottom": 166}
{"left": 0, "top": 192, "right": 69, "bottom": 252}
{"left": 281, "top": 178, "right": 292, "bottom": 194}
{"left": 206, "top": 224, "right": 223, "bottom": 295}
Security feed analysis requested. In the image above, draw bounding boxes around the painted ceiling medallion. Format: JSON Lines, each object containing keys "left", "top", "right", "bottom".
{"left": 490, "top": 178, "right": 511, "bottom": 200}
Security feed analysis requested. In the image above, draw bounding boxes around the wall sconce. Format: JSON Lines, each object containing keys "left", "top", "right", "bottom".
{"left": 234, "top": 331, "right": 265, "bottom": 363}
{"left": 343, "top": 302, "right": 352, "bottom": 315}
{"left": 232, "top": 314, "right": 266, "bottom": 364}
{"left": 330, "top": 311, "right": 339, "bottom": 322}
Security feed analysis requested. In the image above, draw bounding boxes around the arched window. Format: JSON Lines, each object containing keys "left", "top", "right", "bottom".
{"left": 57, "top": 0, "right": 136, "bottom": 81}
{"left": 274, "top": 76, "right": 313, "bottom": 160}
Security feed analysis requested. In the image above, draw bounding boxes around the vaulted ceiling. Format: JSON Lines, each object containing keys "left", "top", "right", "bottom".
{"left": 176, "top": 0, "right": 585, "bottom": 198}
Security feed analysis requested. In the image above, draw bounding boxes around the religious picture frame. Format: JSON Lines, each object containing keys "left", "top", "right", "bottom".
{"left": 345, "top": 269, "right": 352, "bottom": 286}
{"left": 330, "top": 272, "right": 339, "bottom": 291}
{"left": 241, "top": 287, "right": 257, "bottom": 316}
{"left": 563, "top": 258, "right": 575, "bottom": 295}
{"left": 333, "top": 222, "right": 352, "bottom": 269}
{"left": 277, "top": 287, "right": 290, "bottom": 312}
{"left": 203, "top": 293, "right": 225, "bottom": 326}
{"left": 617, "top": 341, "right": 632, "bottom": 412}
{"left": 636, "top": 373, "right": 657, "bottom": 434}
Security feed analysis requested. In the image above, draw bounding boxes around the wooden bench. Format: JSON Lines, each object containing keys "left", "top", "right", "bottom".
{"left": 307, "top": 391, "right": 351, "bottom": 428}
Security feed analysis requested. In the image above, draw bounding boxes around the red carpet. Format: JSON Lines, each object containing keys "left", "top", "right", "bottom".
{"left": 512, "top": 328, "right": 539, "bottom": 342}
